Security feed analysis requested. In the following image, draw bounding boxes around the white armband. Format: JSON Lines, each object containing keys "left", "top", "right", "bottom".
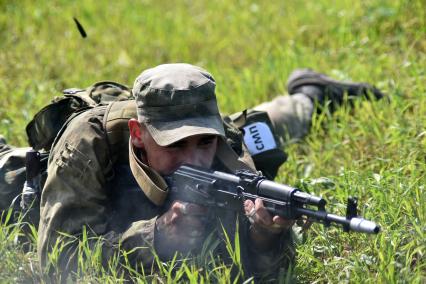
{"left": 243, "top": 122, "right": 277, "bottom": 155}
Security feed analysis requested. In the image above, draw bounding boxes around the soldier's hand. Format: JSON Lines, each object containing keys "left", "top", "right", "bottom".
{"left": 244, "top": 198, "right": 295, "bottom": 251}
{"left": 155, "top": 200, "right": 208, "bottom": 256}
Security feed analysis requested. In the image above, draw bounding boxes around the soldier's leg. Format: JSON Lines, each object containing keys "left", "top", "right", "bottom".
{"left": 253, "top": 93, "right": 314, "bottom": 145}
{"left": 226, "top": 69, "right": 384, "bottom": 178}
{"left": 254, "top": 69, "right": 385, "bottom": 144}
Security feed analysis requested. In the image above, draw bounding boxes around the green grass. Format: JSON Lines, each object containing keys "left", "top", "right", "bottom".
{"left": 0, "top": 0, "right": 425, "bottom": 282}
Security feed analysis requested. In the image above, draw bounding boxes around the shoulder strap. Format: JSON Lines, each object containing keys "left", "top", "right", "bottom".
{"left": 103, "top": 100, "right": 170, "bottom": 206}
{"left": 103, "top": 100, "right": 137, "bottom": 165}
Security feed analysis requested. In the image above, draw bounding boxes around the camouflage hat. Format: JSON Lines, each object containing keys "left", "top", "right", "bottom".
{"left": 132, "top": 63, "right": 225, "bottom": 146}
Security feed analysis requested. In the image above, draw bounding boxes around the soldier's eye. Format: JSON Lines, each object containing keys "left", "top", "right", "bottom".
{"left": 199, "top": 136, "right": 217, "bottom": 146}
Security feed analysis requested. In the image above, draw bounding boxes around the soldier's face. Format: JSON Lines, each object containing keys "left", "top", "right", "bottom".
{"left": 141, "top": 133, "right": 218, "bottom": 175}
{"left": 129, "top": 119, "right": 218, "bottom": 175}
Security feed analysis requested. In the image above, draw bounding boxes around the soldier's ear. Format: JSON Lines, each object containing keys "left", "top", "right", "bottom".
{"left": 128, "top": 119, "right": 145, "bottom": 149}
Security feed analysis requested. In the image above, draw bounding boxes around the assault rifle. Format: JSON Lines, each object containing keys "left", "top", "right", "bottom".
{"left": 165, "top": 165, "right": 380, "bottom": 234}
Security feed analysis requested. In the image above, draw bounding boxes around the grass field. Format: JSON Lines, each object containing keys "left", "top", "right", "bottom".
{"left": 0, "top": 0, "right": 425, "bottom": 282}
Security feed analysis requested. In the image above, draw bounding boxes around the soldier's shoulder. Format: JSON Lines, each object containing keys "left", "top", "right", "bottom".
{"left": 50, "top": 105, "right": 110, "bottom": 153}
{"left": 64, "top": 105, "right": 108, "bottom": 133}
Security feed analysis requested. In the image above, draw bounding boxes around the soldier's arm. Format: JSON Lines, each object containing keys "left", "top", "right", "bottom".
{"left": 242, "top": 199, "right": 297, "bottom": 280}
{"left": 37, "top": 109, "right": 158, "bottom": 277}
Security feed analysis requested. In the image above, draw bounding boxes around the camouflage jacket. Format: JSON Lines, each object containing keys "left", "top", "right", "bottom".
{"left": 37, "top": 105, "right": 296, "bottom": 280}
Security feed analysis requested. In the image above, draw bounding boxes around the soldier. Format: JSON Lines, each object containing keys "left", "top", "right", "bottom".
{"left": 3, "top": 63, "right": 384, "bottom": 280}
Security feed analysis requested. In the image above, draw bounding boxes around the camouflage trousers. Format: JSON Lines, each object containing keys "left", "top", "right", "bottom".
{"left": 254, "top": 93, "right": 314, "bottom": 145}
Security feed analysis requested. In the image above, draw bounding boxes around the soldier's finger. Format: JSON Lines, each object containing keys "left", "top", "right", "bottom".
{"left": 272, "top": 216, "right": 295, "bottom": 230}
{"left": 244, "top": 199, "right": 255, "bottom": 214}
{"left": 173, "top": 201, "right": 207, "bottom": 216}
{"left": 184, "top": 203, "right": 208, "bottom": 215}
{"left": 254, "top": 198, "right": 273, "bottom": 226}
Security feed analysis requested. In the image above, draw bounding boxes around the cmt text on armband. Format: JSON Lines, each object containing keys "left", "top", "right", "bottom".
{"left": 243, "top": 122, "right": 277, "bottom": 155}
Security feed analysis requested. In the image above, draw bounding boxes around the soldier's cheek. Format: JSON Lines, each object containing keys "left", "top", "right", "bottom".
{"left": 145, "top": 151, "right": 178, "bottom": 175}
{"left": 162, "top": 154, "right": 185, "bottom": 174}
{"left": 197, "top": 149, "right": 216, "bottom": 168}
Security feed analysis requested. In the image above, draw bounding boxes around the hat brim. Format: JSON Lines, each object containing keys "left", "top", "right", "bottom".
{"left": 145, "top": 115, "right": 225, "bottom": 146}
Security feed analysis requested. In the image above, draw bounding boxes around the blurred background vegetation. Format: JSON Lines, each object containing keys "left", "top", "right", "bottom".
{"left": 1, "top": 0, "right": 424, "bottom": 146}
{"left": 0, "top": 0, "right": 424, "bottom": 282}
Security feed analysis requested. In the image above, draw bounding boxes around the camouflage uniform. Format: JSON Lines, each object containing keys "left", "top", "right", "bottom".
{"left": 0, "top": 142, "right": 29, "bottom": 212}
{"left": 0, "top": 64, "right": 383, "bottom": 280}
{"left": 37, "top": 64, "right": 315, "bottom": 280}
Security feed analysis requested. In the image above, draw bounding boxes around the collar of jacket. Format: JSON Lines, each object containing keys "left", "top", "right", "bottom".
{"left": 128, "top": 141, "right": 168, "bottom": 206}
{"left": 215, "top": 138, "right": 256, "bottom": 172}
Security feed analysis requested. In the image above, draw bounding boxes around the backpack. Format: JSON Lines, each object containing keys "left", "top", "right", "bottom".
{"left": 0, "top": 81, "right": 133, "bottom": 225}
{"left": 26, "top": 81, "right": 132, "bottom": 151}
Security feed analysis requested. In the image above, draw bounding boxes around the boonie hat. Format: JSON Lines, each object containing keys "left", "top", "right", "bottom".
{"left": 133, "top": 63, "right": 225, "bottom": 146}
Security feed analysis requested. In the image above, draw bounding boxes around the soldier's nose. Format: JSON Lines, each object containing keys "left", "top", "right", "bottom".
{"left": 182, "top": 151, "right": 202, "bottom": 167}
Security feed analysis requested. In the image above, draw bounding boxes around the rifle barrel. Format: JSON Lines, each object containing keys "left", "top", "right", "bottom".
{"left": 296, "top": 207, "right": 380, "bottom": 234}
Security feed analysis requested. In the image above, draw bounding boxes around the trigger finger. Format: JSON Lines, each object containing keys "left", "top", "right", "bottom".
{"left": 244, "top": 200, "right": 255, "bottom": 214}
{"left": 178, "top": 202, "right": 207, "bottom": 216}
{"left": 272, "top": 216, "right": 294, "bottom": 230}
{"left": 254, "top": 199, "right": 273, "bottom": 225}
